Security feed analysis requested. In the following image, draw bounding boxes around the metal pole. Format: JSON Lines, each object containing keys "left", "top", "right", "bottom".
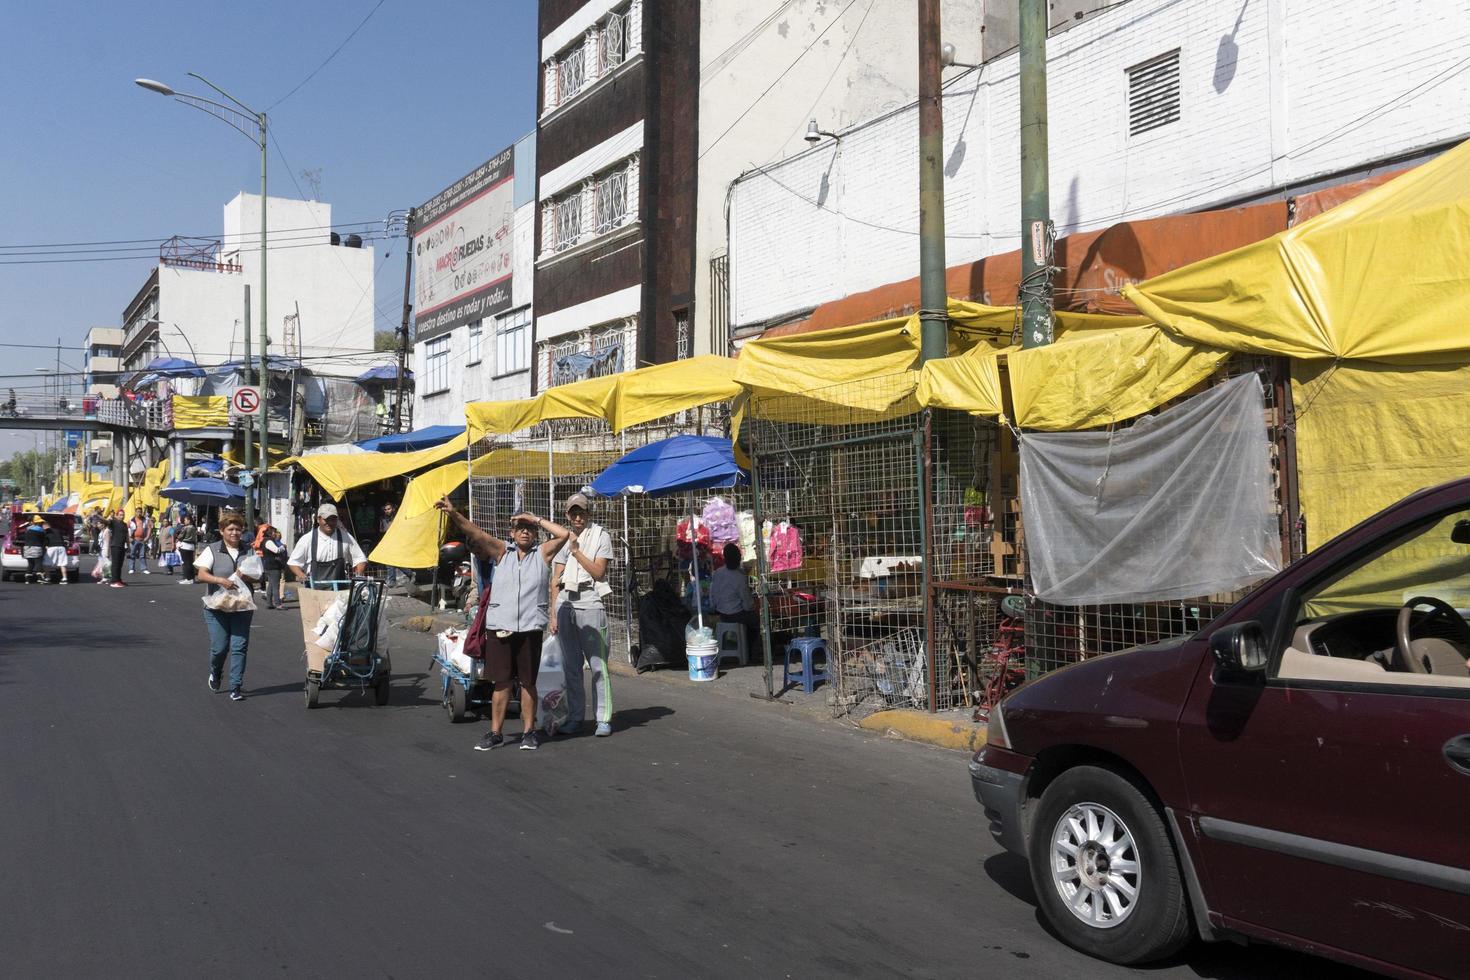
{"left": 917, "top": 0, "right": 948, "bottom": 363}
{"left": 258, "top": 112, "right": 271, "bottom": 515}
{"left": 749, "top": 417, "right": 776, "bottom": 699}
{"left": 1020, "top": 0, "right": 1054, "bottom": 348}
{"left": 620, "top": 429, "right": 632, "bottom": 663}
{"left": 242, "top": 286, "right": 255, "bottom": 525}
{"left": 394, "top": 209, "right": 416, "bottom": 435}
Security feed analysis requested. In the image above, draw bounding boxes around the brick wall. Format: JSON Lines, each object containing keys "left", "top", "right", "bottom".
{"left": 729, "top": 0, "right": 1470, "bottom": 327}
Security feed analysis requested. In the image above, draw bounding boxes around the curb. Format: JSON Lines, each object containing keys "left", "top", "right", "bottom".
{"left": 858, "top": 710, "right": 987, "bottom": 753}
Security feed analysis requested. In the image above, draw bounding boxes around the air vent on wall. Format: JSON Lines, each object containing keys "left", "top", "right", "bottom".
{"left": 1127, "top": 49, "right": 1181, "bottom": 137}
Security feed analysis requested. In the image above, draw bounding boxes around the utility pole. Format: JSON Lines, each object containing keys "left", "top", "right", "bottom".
{"left": 1020, "top": 0, "right": 1054, "bottom": 348}
{"left": 242, "top": 286, "right": 255, "bottom": 526}
{"left": 917, "top": 0, "right": 948, "bottom": 364}
{"left": 393, "top": 208, "right": 416, "bottom": 434}
{"left": 257, "top": 118, "right": 270, "bottom": 497}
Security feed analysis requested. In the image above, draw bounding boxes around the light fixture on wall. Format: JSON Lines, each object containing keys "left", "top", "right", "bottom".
{"left": 940, "top": 42, "right": 980, "bottom": 70}
{"left": 804, "top": 118, "right": 840, "bottom": 145}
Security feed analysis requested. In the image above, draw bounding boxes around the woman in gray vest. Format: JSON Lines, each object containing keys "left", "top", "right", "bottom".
{"left": 194, "top": 511, "right": 261, "bottom": 701}
{"left": 436, "top": 496, "right": 570, "bottom": 751}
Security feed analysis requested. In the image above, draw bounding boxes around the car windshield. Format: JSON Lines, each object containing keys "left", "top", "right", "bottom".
{"left": 1303, "top": 509, "right": 1470, "bottom": 618}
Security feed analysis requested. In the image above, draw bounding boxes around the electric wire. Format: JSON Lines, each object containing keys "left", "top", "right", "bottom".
{"left": 266, "top": 0, "right": 389, "bottom": 111}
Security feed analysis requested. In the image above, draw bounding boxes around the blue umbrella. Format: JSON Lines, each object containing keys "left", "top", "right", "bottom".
{"left": 591, "top": 435, "right": 746, "bottom": 632}
{"left": 159, "top": 477, "right": 245, "bottom": 507}
{"left": 590, "top": 435, "right": 745, "bottom": 498}
{"left": 357, "top": 423, "right": 462, "bottom": 453}
{"left": 144, "top": 356, "right": 205, "bottom": 378}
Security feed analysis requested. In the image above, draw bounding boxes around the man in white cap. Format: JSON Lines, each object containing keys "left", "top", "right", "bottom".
{"left": 550, "top": 492, "right": 615, "bottom": 737}
{"left": 288, "top": 503, "right": 368, "bottom": 588}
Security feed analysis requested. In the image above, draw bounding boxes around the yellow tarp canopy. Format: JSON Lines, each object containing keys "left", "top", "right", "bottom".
{"left": 1126, "top": 137, "right": 1470, "bottom": 361}
{"left": 173, "top": 395, "right": 230, "bottom": 429}
{"left": 368, "top": 461, "right": 467, "bottom": 569}
{"left": 470, "top": 446, "right": 626, "bottom": 480}
{"left": 1007, "top": 325, "right": 1228, "bottom": 430}
{"left": 465, "top": 355, "right": 742, "bottom": 441}
{"left": 917, "top": 344, "right": 1012, "bottom": 417}
{"left": 137, "top": 460, "right": 170, "bottom": 511}
{"left": 288, "top": 433, "right": 469, "bottom": 501}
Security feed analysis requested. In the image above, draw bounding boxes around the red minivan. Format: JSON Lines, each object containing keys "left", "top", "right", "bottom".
{"left": 972, "top": 479, "right": 1470, "bottom": 979}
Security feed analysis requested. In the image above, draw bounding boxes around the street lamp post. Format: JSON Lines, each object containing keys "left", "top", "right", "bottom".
{"left": 137, "top": 74, "right": 270, "bottom": 522}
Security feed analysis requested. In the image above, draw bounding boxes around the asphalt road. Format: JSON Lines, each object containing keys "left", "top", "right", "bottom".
{"left": 0, "top": 565, "right": 1369, "bottom": 979}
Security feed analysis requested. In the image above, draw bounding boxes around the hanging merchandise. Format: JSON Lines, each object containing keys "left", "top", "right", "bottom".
{"left": 963, "top": 486, "right": 990, "bottom": 528}
{"left": 737, "top": 510, "right": 757, "bottom": 559}
{"left": 675, "top": 515, "right": 712, "bottom": 561}
{"left": 767, "top": 520, "right": 805, "bottom": 573}
{"left": 1019, "top": 373, "right": 1281, "bottom": 605}
{"left": 701, "top": 496, "right": 739, "bottom": 547}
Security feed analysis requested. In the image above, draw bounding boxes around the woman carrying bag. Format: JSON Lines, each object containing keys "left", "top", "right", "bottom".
{"left": 194, "top": 511, "right": 262, "bottom": 702}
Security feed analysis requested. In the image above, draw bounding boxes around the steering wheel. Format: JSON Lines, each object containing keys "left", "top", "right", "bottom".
{"left": 1395, "top": 596, "right": 1470, "bottom": 674}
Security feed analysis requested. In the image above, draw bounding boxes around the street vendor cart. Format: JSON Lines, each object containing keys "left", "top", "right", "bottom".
{"left": 299, "top": 578, "right": 392, "bottom": 708}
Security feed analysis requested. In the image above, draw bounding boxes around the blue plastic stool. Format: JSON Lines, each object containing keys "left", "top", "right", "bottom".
{"left": 784, "top": 637, "right": 830, "bottom": 694}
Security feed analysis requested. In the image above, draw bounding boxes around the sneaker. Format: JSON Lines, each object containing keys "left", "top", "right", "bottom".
{"left": 595, "top": 722, "right": 613, "bottom": 737}
{"left": 474, "top": 732, "right": 505, "bottom": 751}
{"left": 109, "top": 581, "right": 127, "bottom": 588}
{"left": 143, "top": 570, "right": 151, "bottom": 575}
{"left": 177, "top": 578, "right": 193, "bottom": 585}
{"left": 229, "top": 689, "right": 246, "bottom": 702}
{"left": 519, "top": 729, "right": 542, "bottom": 751}
{"left": 208, "top": 672, "right": 221, "bottom": 693}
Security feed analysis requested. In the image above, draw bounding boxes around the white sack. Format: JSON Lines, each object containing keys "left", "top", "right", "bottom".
{"left": 1019, "top": 373, "right": 1281, "bottom": 605}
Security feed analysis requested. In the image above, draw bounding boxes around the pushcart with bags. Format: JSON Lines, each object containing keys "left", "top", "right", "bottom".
{"left": 299, "top": 578, "right": 392, "bottom": 708}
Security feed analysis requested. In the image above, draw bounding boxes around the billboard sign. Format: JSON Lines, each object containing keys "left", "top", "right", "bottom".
{"left": 412, "top": 146, "right": 516, "bottom": 343}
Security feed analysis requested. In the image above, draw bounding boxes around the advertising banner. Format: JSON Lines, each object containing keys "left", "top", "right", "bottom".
{"left": 412, "top": 146, "right": 516, "bottom": 342}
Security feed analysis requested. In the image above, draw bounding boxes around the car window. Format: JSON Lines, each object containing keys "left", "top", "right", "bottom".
{"left": 1280, "top": 505, "right": 1470, "bottom": 688}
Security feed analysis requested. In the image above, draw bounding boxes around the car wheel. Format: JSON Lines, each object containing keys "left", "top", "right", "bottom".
{"left": 1028, "top": 765, "right": 1192, "bottom": 966}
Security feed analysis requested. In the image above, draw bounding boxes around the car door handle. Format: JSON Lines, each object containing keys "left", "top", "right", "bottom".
{"left": 1444, "top": 735, "right": 1470, "bottom": 776}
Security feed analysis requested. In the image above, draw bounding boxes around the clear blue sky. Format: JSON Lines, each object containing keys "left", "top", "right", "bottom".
{"left": 0, "top": 0, "right": 537, "bottom": 458}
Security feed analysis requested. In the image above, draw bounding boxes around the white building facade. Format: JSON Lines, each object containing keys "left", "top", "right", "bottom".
{"left": 121, "top": 193, "right": 378, "bottom": 375}
{"left": 727, "top": 0, "right": 1470, "bottom": 330}
{"left": 413, "top": 133, "right": 538, "bottom": 428}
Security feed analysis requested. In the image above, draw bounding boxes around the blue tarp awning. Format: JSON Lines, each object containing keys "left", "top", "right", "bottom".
{"left": 185, "top": 458, "right": 225, "bottom": 474}
{"left": 357, "top": 364, "right": 412, "bottom": 383}
{"left": 144, "top": 356, "right": 205, "bottom": 378}
{"left": 590, "top": 435, "right": 746, "bottom": 498}
{"left": 357, "top": 424, "right": 464, "bottom": 453}
{"left": 159, "top": 478, "right": 245, "bottom": 507}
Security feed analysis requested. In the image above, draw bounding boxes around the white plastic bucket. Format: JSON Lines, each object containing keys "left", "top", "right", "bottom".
{"left": 686, "top": 639, "right": 719, "bottom": 682}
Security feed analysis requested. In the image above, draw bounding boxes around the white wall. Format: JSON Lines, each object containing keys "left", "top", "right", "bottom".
{"left": 694, "top": 0, "right": 984, "bottom": 352}
{"left": 728, "top": 0, "right": 1470, "bottom": 328}
{"left": 219, "top": 193, "right": 378, "bottom": 373}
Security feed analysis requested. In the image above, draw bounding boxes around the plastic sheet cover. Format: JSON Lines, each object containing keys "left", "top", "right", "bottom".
{"left": 1019, "top": 374, "right": 1281, "bottom": 605}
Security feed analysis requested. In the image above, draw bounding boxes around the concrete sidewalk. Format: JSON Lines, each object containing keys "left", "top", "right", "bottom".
{"left": 605, "top": 649, "right": 986, "bottom": 754}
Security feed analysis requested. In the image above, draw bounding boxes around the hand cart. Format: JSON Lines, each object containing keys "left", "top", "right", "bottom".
{"left": 432, "top": 632, "right": 520, "bottom": 723}
{"left": 299, "top": 578, "right": 392, "bottom": 709}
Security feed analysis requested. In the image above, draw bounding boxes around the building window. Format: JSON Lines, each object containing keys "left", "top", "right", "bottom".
{"left": 551, "top": 191, "right": 583, "bottom": 253}
{"left": 542, "top": 1, "right": 640, "bottom": 115}
{"left": 467, "top": 321, "right": 483, "bottom": 365}
{"left": 556, "top": 44, "right": 587, "bottom": 103}
{"left": 539, "top": 319, "right": 633, "bottom": 389}
{"left": 495, "top": 307, "right": 530, "bottom": 375}
{"left": 424, "top": 336, "right": 450, "bottom": 395}
{"left": 675, "top": 310, "right": 690, "bottom": 360}
{"left": 598, "top": 6, "right": 630, "bottom": 72}
{"left": 1127, "top": 49, "right": 1181, "bottom": 137}
{"left": 543, "top": 156, "right": 638, "bottom": 258}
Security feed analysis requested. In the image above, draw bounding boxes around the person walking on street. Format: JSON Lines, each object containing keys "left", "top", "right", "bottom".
{"left": 20, "top": 515, "right": 47, "bottom": 584}
{"left": 128, "top": 508, "right": 152, "bottom": 575}
{"left": 158, "top": 519, "right": 178, "bottom": 576}
{"left": 175, "top": 514, "right": 198, "bottom": 584}
{"left": 86, "top": 508, "right": 103, "bottom": 555}
{"left": 436, "top": 496, "right": 570, "bottom": 751}
{"left": 551, "top": 493, "right": 615, "bottom": 737}
{"left": 106, "top": 509, "right": 129, "bottom": 588}
{"left": 257, "top": 524, "right": 287, "bottom": 609}
{"left": 195, "top": 511, "right": 258, "bottom": 701}
{"left": 287, "top": 503, "right": 368, "bottom": 588}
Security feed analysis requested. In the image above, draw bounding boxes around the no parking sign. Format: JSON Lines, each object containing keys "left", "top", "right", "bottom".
{"left": 230, "top": 387, "right": 262, "bottom": 419}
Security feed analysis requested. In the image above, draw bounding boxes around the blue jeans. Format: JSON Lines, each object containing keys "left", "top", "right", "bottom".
{"left": 128, "top": 540, "right": 146, "bottom": 572}
{"left": 204, "top": 608, "right": 253, "bottom": 691}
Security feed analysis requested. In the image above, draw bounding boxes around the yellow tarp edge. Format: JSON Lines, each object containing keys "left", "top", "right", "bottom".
{"left": 368, "top": 461, "right": 468, "bottom": 569}
{"left": 290, "top": 432, "right": 469, "bottom": 500}
{"left": 172, "top": 395, "right": 230, "bottom": 429}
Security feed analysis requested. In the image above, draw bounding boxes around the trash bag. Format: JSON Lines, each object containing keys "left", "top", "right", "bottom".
{"left": 633, "top": 579, "right": 692, "bottom": 672}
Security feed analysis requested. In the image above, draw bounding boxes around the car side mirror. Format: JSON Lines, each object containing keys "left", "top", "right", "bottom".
{"left": 1210, "top": 621, "right": 1269, "bottom": 675}
{"left": 1452, "top": 520, "right": 1470, "bottom": 545}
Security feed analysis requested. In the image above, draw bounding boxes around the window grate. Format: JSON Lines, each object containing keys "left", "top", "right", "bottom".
{"left": 600, "top": 10, "right": 628, "bottom": 71}
{"left": 557, "top": 46, "right": 586, "bottom": 103}
{"left": 595, "top": 167, "right": 629, "bottom": 234}
{"left": 1126, "top": 49, "right": 1181, "bottom": 137}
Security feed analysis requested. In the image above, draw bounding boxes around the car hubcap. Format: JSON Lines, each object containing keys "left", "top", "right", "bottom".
{"left": 1050, "top": 802, "right": 1140, "bottom": 929}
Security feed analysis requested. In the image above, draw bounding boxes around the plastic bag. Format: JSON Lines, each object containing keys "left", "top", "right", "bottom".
{"left": 236, "top": 554, "right": 263, "bottom": 580}
{"left": 202, "top": 574, "right": 257, "bottom": 612}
